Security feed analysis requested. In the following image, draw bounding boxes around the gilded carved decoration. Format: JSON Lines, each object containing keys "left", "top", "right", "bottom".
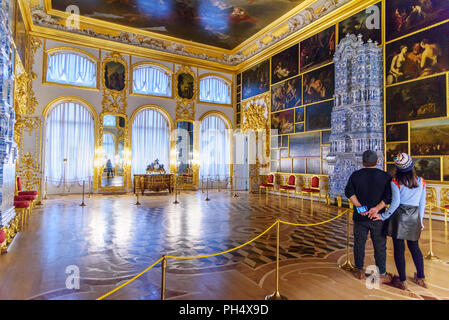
{"left": 101, "top": 52, "right": 128, "bottom": 114}
{"left": 16, "top": 153, "right": 40, "bottom": 191}
{"left": 14, "top": 115, "right": 40, "bottom": 146}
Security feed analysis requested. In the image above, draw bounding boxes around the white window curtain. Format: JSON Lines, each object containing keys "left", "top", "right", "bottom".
{"left": 103, "top": 133, "right": 115, "bottom": 167}
{"left": 199, "top": 76, "right": 231, "bottom": 104}
{"left": 199, "top": 115, "right": 230, "bottom": 179}
{"left": 46, "top": 52, "right": 97, "bottom": 87}
{"left": 133, "top": 65, "right": 171, "bottom": 97}
{"left": 45, "top": 101, "right": 95, "bottom": 185}
{"left": 131, "top": 109, "right": 170, "bottom": 175}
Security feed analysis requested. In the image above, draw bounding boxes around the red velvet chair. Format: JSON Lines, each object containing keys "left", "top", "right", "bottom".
{"left": 301, "top": 176, "right": 321, "bottom": 201}
{"left": 279, "top": 175, "right": 296, "bottom": 198}
{"left": 16, "top": 177, "right": 37, "bottom": 209}
{"left": 259, "top": 174, "right": 274, "bottom": 194}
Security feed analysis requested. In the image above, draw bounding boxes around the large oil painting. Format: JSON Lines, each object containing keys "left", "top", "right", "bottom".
{"left": 303, "top": 64, "right": 334, "bottom": 105}
{"left": 300, "top": 26, "right": 336, "bottom": 73}
{"left": 305, "top": 100, "right": 333, "bottom": 131}
{"left": 289, "top": 132, "right": 321, "bottom": 158}
{"left": 411, "top": 118, "right": 449, "bottom": 156}
{"left": 338, "top": 2, "right": 382, "bottom": 44}
{"left": 271, "top": 76, "right": 301, "bottom": 112}
{"left": 386, "top": 75, "right": 447, "bottom": 123}
{"left": 52, "top": 0, "right": 304, "bottom": 50}
{"left": 271, "top": 109, "right": 294, "bottom": 135}
{"left": 295, "top": 107, "right": 304, "bottom": 123}
{"left": 386, "top": 0, "right": 449, "bottom": 42}
{"left": 242, "top": 60, "right": 269, "bottom": 100}
{"left": 386, "top": 22, "right": 449, "bottom": 85}
{"left": 271, "top": 44, "right": 299, "bottom": 84}
{"left": 177, "top": 72, "right": 195, "bottom": 100}
{"left": 414, "top": 157, "right": 441, "bottom": 181}
{"left": 104, "top": 61, "right": 126, "bottom": 92}
{"left": 386, "top": 123, "right": 408, "bottom": 142}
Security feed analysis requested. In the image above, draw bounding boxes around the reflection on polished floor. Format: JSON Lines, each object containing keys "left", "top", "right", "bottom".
{"left": 0, "top": 191, "right": 448, "bottom": 300}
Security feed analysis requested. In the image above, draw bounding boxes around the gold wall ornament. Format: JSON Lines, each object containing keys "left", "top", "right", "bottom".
{"left": 176, "top": 101, "right": 195, "bottom": 121}
{"left": 13, "top": 71, "right": 37, "bottom": 115}
{"left": 14, "top": 115, "right": 40, "bottom": 146}
{"left": 16, "top": 153, "right": 40, "bottom": 192}
{"left": 102, "top": 52, "right": 128, "bottom": 114}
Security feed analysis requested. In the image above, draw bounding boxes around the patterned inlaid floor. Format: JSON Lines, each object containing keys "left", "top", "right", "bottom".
{"left": 0, "top": 190, "right": 448, "bottom": 300}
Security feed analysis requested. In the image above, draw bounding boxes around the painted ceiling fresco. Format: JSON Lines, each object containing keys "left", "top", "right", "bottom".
{"left": 51, "top": 0, "right": 305, "bottom": 50}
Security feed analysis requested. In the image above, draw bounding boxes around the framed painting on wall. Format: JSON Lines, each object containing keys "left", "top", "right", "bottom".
{"left": 295, "top": 123, "right": 304, "bottom": 133}
{"left": 300, "top": 26, "right": 336, "bottom": 73}
{"left": 295, "top": 107, "right": 304, "bottom": 123}
{"left": 386, "top": 123, "right": 408, "bottom": 142}
{"left": 411, "top": 118, "right": 449, "bottom": 156}
{"left": 271, "top": 76, "right": 302, "bottom": 112}
{"left": 305, "top": 100, "right": 333, "bottom": 131}
{"left": 242, "top": 60, "right": 269, "bottom": 100}
{"left": 104, "top": 61, "right": 126, "bottom": 92}
{"left": 289, "top": 132, "right": 321, "bottom": 158}
{"left": 443, "top": 157, "right": 449, "bottom": 181}
{"left": 386, "top": 75, "right": 447, "bottom": 123}
{"left": 306, "top": 158, "right": 321, "bottom": 175}
{"left": 176, "top": 71, "right": 195, "bottom": 100}
{"left": 14, "top": 0, "right": 27, "bottom": 66}
{"left": 303, "top": 64, "right": 335, "bottom": 105}
{"left": 414, "top": 157, "right": 441, "bottom": 181}
{"left": 271, "top": 44, "right": 299, "bottom": 84}
{"left": 271, "top": 109, "right": 294, "bottom": 135}
{"left": 386, "top": 142, "right": 408, "bottom": 161}
{"left": 385, "top": 0, "right": 449, "bottom": 42}
{"left": 280, "top": 158, "right": 292, "bottom": 173}
{"left": 293, "top": 158, "right": 306, "bottom": 174}
{"left": 338, "top": 2, "right": 382, "bottom": 44}
{"left": 385, "top": 22, "right": 449, "bottom": 85}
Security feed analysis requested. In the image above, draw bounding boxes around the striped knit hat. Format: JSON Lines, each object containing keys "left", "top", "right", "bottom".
{"left": 393, "top": 153, "right": 414, "bottom": 173}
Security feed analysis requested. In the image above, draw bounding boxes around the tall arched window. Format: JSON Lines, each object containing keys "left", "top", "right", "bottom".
{"left": 132, "top": 64, "right": 172, "bottom": 97}
{"left": 199, "top": 114, "right": 230, "bottom": 179}
{"left": 45, "top": 49, "right": 98, "bottom": 88}
{"left": 45, "top": 100, "right": 95, "bottom": 184}
{"left": 131, "top": 108, "right": 171, "bottom": 175}
{"left": 199, "top": 75, "right": 231, "bottom": 105}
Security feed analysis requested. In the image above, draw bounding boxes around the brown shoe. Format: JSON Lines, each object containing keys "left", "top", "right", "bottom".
{"left": 413, "top": 273, "right": 427, "bottom": 288}
{"left": 392, "top": 275, "right": 408, "bottom": 290}
{"left": 352, "top": 268, "right": 366, "bottom": 280}
{"left": 380, "top": 272, "right": 393, "bottom": 284}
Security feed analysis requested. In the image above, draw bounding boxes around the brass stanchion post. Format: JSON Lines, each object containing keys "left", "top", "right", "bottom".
{"left": 173, "top": 176, "right": 179, "bottom": 204}
{"left": 80, "top": 181, "right": 86, "bottom": 207}
{"left": 445, "top": 208, "right": 448, "bottom": 243}
{"left": 205, "top": 177, "right": 210, "bottom": 201}
{"left": 217, "top": 175, "right": 220, "bottom": 192}
{"left": 135, "top": 192, "right": 141, "bottom": 206}
{"left": 36, "top": 177, "right": 43, "bottom": 206}
{"left": 44, "top": 176, "right": 48, "bottom": 200}
{"left": 161, "top": 255, "right": 167, "bottom": 300}
{"left": 233, "top": 176, "right": 239, "bottom": 198}
{"left": 265, "top": 220, "right": 287, "bottom": 300}
{"left": 425, "top": 203, "right": 439, "bottom": 260}
{"left": 339, "top": 210, "right": 354, "bottom": 270}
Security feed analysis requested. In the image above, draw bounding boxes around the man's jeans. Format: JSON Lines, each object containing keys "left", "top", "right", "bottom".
{"left": 353, "top": 220, "right": 386, "bottom": 274}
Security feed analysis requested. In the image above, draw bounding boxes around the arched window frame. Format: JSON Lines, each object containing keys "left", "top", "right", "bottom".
{"left": 42, "top": 96, "right": 99, "bottom": 187}
{"left": 199, "top": 111, "right": 233, "bottom": 179}
{"left": 43, "top": 47, "right": 100, "bottom": 90}
{"left": 130, "top": 62, "right": 173, "bottom": 98}
{"left": 129, "top": 105, "right": 174, "bottom": 177}
{"left": 198, "top": 74, "right": 232, "bottom": 106}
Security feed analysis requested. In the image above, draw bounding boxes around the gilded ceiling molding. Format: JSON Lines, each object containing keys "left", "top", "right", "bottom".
{"left": 29, "top": 0, "right": 352, "bottom": 66}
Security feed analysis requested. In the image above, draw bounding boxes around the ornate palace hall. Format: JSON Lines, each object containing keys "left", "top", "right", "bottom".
{"left": 0, "top": 192, "right": 448, "bottom": 300}
{"left": 1, "top": 0, "right": 449, "bottom": 305}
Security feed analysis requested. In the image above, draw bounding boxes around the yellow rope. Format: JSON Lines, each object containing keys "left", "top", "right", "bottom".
{"left": 279, "top": 209, "right": 349, "bottom": 226}
{"left": 97, "top": 257, "right": 164, "bottom": 300}
{"left": 166, "top": 220, "right": 279, "bottom": 260}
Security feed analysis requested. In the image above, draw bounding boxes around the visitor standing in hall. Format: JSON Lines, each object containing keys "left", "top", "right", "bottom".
{"left": 369, "top": 153, "right": 427, "bottom": 290}
{"left": 344, "top": 150, "right": 393, "bottom": 282}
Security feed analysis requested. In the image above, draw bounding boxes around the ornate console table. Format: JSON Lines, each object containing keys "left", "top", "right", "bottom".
{"left": 133, "top": 174, "right": 174, "bottom": 195}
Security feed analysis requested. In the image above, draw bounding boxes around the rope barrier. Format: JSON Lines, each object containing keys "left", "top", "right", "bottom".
{"left": 96, "top": 207, "right": 348, "bottom": 299}
{"left": 97, "top": 257, "right": 164, "bottom": 300}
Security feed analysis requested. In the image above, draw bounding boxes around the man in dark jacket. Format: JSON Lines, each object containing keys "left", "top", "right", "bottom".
{"left": 345, "top": 150, "right": 392, "bottom": 283}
